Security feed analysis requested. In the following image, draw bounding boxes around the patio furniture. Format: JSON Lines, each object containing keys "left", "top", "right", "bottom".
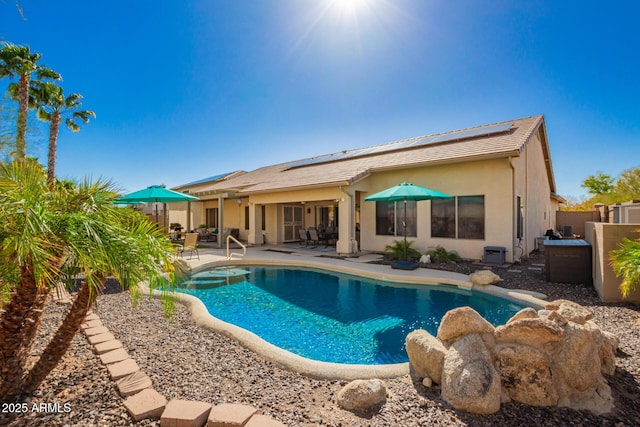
{"left": 169, "top": 223, "right": 183, "bottom": 241}
{"left": 220, "top": 227, "right": 239, "bottom": 241}
{"left": 177, "top": 232, "right": 199, "bottom": 260}
{"left": 204, "top": 227, "right": 218, "bottom": 242}
{"left": 298, "top": 228, "right": 315, "bottom": 247}
{"left": 320, "top": 228, "right": 338, "bottom": 247}
{"left": 307, "top": 228, "right": 320, "bottom": 247}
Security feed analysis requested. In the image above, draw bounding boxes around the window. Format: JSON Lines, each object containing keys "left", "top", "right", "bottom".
{"left": 375, "top": 201, "right": 417, "bottom": 237}
{"left": 261, "top": 205, "right": 266, "bottom": 231}
{"left": 516, "top": 196, "right": 524, "bottom": 239}
{"left": 431, "top": 199, "right": 455, "bottom": 238}
{"left": 205, "top": 208, "right": 219, "bottom": 228}
{"left": 458, "top": 196, "right": 485, "bottom": 239}
{"left": 245, "top": 206, "right": 249, "bottom": 230}
{"left": 431, "top": 196, "right": 485, "bottom": 240}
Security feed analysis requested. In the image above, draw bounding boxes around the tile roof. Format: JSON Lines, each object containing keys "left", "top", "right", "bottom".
{"left": 185, "top": 115, "right": 548, "bottom": 195}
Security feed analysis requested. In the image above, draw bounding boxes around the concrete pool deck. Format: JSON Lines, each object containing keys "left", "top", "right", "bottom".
{"left": 142, "top": 244, "right": 548, "bottom": 380}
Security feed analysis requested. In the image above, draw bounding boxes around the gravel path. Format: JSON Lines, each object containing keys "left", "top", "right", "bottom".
{"left": 3, "top": 254, "right": 640, "bottom": 426}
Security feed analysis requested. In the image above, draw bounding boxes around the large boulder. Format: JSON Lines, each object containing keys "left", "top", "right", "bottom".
{"left": 506, "top": 307, "right": 539, "bottom": 324}
{"left": 555, "top": 323, "right": 601, "bottom": 392}
{"left": 562, "top": 379, "right": 614, "bottom": 415}
{"left": 495, "top": 343, "right": 559, "bottom": 406}
{"left": 469, "top": 270, "right": 501, "bottom": 286}
{"left": 582, "top": 321, "right": 618, "bottom": 376}
{"left": 545, "top": 300, "right": 593, "bottom": 324}
{"left": 556, "top": 302, "right": 594, "bottom": 325}
{"left": 336, "top": 379, "right": 387, "bottom": 412}
{"left": 495, "top": 317, "right": 564, "bottom": 346}
{"left": 437, "top": 307, "right": 495, "bottom": 343}
{"left": 407, "top": 300, "right": 617, "bottom": 417}
{"left": 441, "top": 334, "right": 501, "bottom": 415}
{"left": 406, "top": 329, "right": 447, "bottom": 383}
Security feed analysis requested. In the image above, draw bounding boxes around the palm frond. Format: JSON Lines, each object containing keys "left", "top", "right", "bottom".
{"left": 65, "top": 118, "right": 80, "bottom": 132}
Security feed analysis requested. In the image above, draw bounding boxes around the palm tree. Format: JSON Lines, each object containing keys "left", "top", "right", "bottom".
{"left": 29, "top": 81, "right": 95, "bottom": 185}
{"left": 0, "top": 160, "right": 185, "bottom": 402}
{"left": 0, "top": 43, "right": 60, "bottom": 159}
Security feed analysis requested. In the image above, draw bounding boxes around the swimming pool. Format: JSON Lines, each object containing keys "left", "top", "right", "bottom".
{"left": 178, "top": 265, "right": 530, "bottom": 365}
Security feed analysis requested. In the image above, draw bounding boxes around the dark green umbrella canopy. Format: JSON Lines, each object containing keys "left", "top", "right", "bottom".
{"left": 115, "top": 185, "right": 199, "bottom": 204}
{"left": 365, "top": 182, "right": 452, "bottom": 266}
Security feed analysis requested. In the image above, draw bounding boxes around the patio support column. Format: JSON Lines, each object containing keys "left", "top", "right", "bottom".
{"left": 186, "top": 201, "right": 192, "bottom": 232}
{"left": 217, "top": 194, "right": 225, "bottom": 249}
{"left": 248, "top": 203, "right": 264, "bottom": 245}
{"left": 336, "top": 189, "right": 357, "bottom": 255}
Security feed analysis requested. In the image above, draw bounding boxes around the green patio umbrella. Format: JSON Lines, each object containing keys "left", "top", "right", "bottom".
{"left": 115, "top": 185, "right": 199, "bottom": 227}
{"left": 364, "top": 182, "right": 452, "bottom": 269}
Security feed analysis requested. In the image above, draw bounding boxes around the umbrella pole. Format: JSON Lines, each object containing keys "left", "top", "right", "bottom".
{"left": 403, "top": 199, "right": 407, "bottom": 261}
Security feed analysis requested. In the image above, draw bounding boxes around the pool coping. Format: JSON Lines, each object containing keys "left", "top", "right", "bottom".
{"left": 141, "top": 255, "right": 548, "bottom": 381}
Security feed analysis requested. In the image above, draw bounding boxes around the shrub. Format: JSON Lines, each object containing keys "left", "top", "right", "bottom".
{"left": 426, "top": 245, "right": 462, "bottom": 263}
{"left": 610, "top": 235, "right": 640, "bottom": 298}
{"left": 385, "top": 240, "right": 422, "bottom": 261}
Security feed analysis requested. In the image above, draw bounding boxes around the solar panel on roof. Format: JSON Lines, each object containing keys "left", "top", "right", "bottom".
{"left": 283, "top": 122, "right": 513, "bottom": 170}
{"left": 180, "top": 172, "right": 234, "bottom": 186}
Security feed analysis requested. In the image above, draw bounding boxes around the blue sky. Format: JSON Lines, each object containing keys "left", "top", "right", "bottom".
{"left": 2, "top": 0, "right": 639, "bottom": 200}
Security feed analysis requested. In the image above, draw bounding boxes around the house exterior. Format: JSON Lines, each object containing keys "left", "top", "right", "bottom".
{"left": 168, "top": 115, "right": 562, "bottom": 262}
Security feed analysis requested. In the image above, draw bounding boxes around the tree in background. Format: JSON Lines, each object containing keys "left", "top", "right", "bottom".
{"left": 581, "top": 172, "right": 614, "bottom": 195}
{"left": 29, "top": 81, "right": 95, "bottom": 186}
{"left": 615, "top": 167, "right": 640, "bottom": 201}
{"left": 0, "top": 160, "right": 185, "bottom": 402}
{"left": 0, "top": 43, "right": 60, "bottom": 159}
{"left": 567, "top": 167, "right": 640, "bottom": 211}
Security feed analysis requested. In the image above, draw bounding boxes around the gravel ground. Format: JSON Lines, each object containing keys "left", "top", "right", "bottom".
{"left": 3, "top": 253, "right": 640, "bottom": 426}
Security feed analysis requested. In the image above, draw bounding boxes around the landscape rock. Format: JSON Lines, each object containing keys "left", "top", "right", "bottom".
{"left": 406, "top": 329, "right": 446, "bottom": 383}
{"left": 336, "top": 379, "right": 387, "bottom": 412}
{"left": 469, "top": 270, "right": 501, "bottom": 286}
{"left": 556, "top": 323, "right": 601, "bottom": 392}
{"left": 555, "top": 300, "right": 594, "bottom": 324}
{"left": 507, "top": 307, "right": 538, "bottom": 324}
{"left": 582, "top": 321, "right": 618, "bottom": 376}
{"left": 437, "top": 306, "right": 495, "bottom": 343}
{"left": 441, "top": 334, "right": 501, "bottom": 415}
{"left": 538, "top": 310, "right": 569, "bottom": 327}
{"left": 495, "top": 317, "right": 564, "bottom": 346}
{"left": 407, "top": 298, "right": 617, "bottom": 416}
{"left": 495, "top": 343, "right": 558, "bottom": 406}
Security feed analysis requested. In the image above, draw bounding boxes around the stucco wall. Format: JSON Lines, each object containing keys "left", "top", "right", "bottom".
{"left": 511, "top": 128, "right": 556, "bottom": 258}
{"left": 584, "top": 222, "right": 640, "bottom": 303}
{"left": 353, "top": 159, "right": 514, "bottom": 261}
{"left": 556, "top": 211, "right": 600, "bottom": 238}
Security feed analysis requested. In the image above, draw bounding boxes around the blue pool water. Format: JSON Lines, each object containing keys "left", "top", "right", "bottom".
{"left": 178, "top": 266, "right": 529, "bottom": 365}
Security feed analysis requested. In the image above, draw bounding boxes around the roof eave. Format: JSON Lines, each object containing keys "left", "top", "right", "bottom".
{"left": 237, "top": 180, "right": 353, "bottom": 196}
{"left": 367, "top": 151, "right": 522, "bottom": 173}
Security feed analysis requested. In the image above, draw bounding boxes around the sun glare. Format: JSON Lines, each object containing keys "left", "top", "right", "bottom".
{"left": 331, "top": 0, "right": 370, "bottom": 16}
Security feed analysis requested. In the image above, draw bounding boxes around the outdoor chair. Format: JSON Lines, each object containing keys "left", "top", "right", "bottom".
{"left": 298, "top": 228, "right": 315, "bottom": 247}
{"left": 307, "top": 228, "right": 320, "bottom": 247}
{"left": 204, "top": 227, "right": 218, "bottom": 242}
{"left": 177, "top": 232, "right": 200, "bottom": 260}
